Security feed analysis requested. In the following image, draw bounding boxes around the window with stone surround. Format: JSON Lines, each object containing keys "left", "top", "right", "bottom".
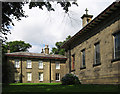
{"left": 14, "top": 72, "right": 20, "bottom": 82}
{"left": 71, "top": 54, "right": 75, "bottom": 70}
{"left": 14, "top": 59, "right": 20, "bottom": 68}
{"left": 27, "top": 72, "right": 32, "bottom": 81}
{"left": 56, "top": 61, "right": 60, "bottom": 69}
{"left": 81, "top": 49, "right": 86, "bottom": 68}
{"left": 56, "top": 73, "right": 60, "bottom": 81}
{"left": 27, "top": 60, "right": 32, "bottom": 68}
{"left": 39, "top": 72, "right": 43, "bottom": 81}
{"left": 94, "top": 42, "right": 101, "bottom": 66}
{"left": 39, "top": 60, "right": 43, "bottom": 69}
{"left": 114, "top": 33, "right": 120, "bottom": 59}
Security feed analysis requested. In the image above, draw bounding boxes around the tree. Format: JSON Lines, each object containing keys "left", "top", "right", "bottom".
{"left": 51, "top": 35, "right": 71, "bottom": 55}
{"left": 1, "top": 1, "right": 78, "bottom": 40}
{"left": 2, "top": 40, "right": 31, "bottom": 83}
{"left": 2, "top": 40, "right": 32, "bottom": 53}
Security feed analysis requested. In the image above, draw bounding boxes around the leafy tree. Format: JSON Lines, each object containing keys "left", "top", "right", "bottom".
{"left": 2, "top": 40, "right": 32, "bottom": 53}
{"left": 51, "top": 35, "right": 71, "bottom": 55}
{"left": 2, "top": 40, "right": 31, "bottom": 83}
{"left": 1, "top": 1, "right": 78, "bottom": 40}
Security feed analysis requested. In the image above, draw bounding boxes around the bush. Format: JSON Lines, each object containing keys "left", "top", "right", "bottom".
{"left": 61, "top": 73, "right": 81, "bottom": 85}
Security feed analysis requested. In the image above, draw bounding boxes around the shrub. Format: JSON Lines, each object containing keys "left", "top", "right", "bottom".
{"left": 61, "top": 73, "right": 81, "bottom": 85}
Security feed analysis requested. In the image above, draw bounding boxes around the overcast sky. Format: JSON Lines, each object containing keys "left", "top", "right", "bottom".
{"left": 7, "top": 0, "right": 115, "bottom": 53}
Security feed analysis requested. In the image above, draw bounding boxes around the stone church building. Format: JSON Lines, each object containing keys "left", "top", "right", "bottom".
{"left": 62, "top": 2, "right": 120, "bottom": 84}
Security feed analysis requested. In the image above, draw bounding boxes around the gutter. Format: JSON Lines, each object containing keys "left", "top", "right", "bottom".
{"left": 5, "top": 54, "right": 67, "bottom": 60}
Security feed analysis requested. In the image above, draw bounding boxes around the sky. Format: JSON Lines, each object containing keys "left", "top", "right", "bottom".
{"left": 7, "top": 0, "right": 115, "bottom": 53}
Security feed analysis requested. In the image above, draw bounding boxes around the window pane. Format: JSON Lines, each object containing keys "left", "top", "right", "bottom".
{"left": 15, "top": 59, "right": 20, "bottom": 68}
{"left": 15, "top": 72, "right": 20, "bottom": 81}
{"left": 27, "top": 73, "right": 32, "bottom": 81}
{"left": 114, "top": 33, "right": 120, "bottom": 59}
{"left": 82, "top": 50, "right": 85, "bottom": 67}
{"left": 56, "top": 62, "right": 60, "bottom": 69}
{"left": 39, "top": 73, "right": 43, "bottom": 81}
{"left": 27, "top": 60, "right": 32, "bottom": 68}
{"left": 56, "top": 73, "right": 60, "bottom": 81}
{"left": 95, "top": 43, "right": 100, "bottom": 64}
{"left": 72, "top": 55, "right": 75, "bottom": 70}
{"left": 39, "top": 61, "right": 43, "bottom": 69}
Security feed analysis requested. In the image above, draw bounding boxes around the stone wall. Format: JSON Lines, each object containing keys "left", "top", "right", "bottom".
{"left": 7, "top": 57, "right": 66, "bottom": 83}
{"left": 65, "top": 8, "right": 120, "bottom": 84}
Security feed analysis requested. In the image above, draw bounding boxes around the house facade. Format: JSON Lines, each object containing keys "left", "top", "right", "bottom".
{"left": 62, "top": 2, "right": 120, "bottom": 84}
{"left": 5, "top": 45, "right": 67, "bottom": 83}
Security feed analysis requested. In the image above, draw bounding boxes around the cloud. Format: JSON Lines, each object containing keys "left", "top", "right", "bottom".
{"left": 7, "top": 0, "right": 114, "bottom": 53}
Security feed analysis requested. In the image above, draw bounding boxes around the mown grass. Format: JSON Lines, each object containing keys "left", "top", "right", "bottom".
{"left": 2, "top": 83, "right": 119, "bottom": 93}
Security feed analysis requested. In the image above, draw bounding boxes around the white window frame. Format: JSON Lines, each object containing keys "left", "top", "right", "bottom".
{"left": 39, "top": 61, "right": 43, "bottom": 69}
{"left": 14, "top": 59, "right": 20, "bottom": 68}
{"left": 56, "top": 61, "right": 60, "bottom": 69}
{"left": 39, "top": 72, "right": 43, "bottom": 81}
{"left": 27, "top": 60, "right": 32, "bottom": 68}
{"left": 56, "top": 73, "right": 60, "bottom": 81}
{"left": 27, "top": 73, "right": 32, "bottom": 81}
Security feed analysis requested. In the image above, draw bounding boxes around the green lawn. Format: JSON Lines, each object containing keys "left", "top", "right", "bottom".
{"left": 2, "top": 83, "right": 119, "bottom": 93}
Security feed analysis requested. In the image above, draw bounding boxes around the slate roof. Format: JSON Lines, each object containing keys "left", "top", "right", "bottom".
{"left": 61, "top": 1, "right": 120, "bottom": 49}
{"left": 5, "top": 52, "right": 67, "bottom": 60}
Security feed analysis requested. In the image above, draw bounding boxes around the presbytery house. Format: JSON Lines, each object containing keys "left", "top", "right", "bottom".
{"left": 62, "top": 1, "right": 120, "bottom": 84}
{"left": 5, "top": 45, "right": 67, "bottom": 83}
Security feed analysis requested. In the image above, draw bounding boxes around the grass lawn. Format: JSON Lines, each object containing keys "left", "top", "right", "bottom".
{"left": 2, "top": 83, "right": 119, "bottom": 93}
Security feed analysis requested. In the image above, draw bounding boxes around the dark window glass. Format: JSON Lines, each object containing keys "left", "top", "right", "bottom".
{"left": 95, "top": 43, "right": 100, "bottom": 64}
{"left": 72, "top": 55, "right": 75, "bottom": 70}
{"left": 114, "top": 33, "right": 120, "bottom": 59}
{"left": 56, "top": 73, "right": 60, "bottom": 81}
{"left": 82, "top": 50, "right": 85, "bottom": 67}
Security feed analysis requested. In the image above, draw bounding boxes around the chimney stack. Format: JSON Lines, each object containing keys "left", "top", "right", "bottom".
{"left": 7, "top": 44, "right": 10, "bottom": 53}
{"left": 44, "top": 45, "right": 49, "bottom": 54}
{"left": 81, "top": 8, "right": 93, "bottom": 27}
{"left": 41, "top": 48, "right": 44, "bottom": 53}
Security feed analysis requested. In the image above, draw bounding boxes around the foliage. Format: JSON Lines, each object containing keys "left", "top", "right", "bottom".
{"left": 2, "top": 40, "right": 32, "bottom": 53}
{"left": 1, "top": 1, "right": 78, "bottom": 40}
{"left": 2, "top": 40, "right": 31, "bottom": 83}
{"left": 61, "top": 73, "right": 81, "bottom": 85}
{"left": 51, "top": 35, "right": 71, "bottom": 55}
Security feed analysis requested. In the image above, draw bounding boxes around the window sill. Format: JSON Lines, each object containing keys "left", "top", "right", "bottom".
{"left": 71, "top": 69, "right": 75, "bottom": 72}
{"left": 26, "top": 68, "right": 32, "bottom": 69}
{"left": 93, "top": 63, "right": 101, "bottom": 67}
{"left": 39, "top": 68, "right": 44, "bottom": 70}
{"left": 27, "top": 81, "right": 32, "bottom": 82}
{"left": 80, "top": 67, "right": 86, "bottom": 70}
{"left": 56, "top": 80, "right": 60, "bottom": 82}
{"left": 39, "top": 80, "right": 43, "bottom": 82}
{"left": 111, "top": 58, "right": 120, "bottom": 62}
{"left": 15, "top": 68, "right": 20, "bottom": 69}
